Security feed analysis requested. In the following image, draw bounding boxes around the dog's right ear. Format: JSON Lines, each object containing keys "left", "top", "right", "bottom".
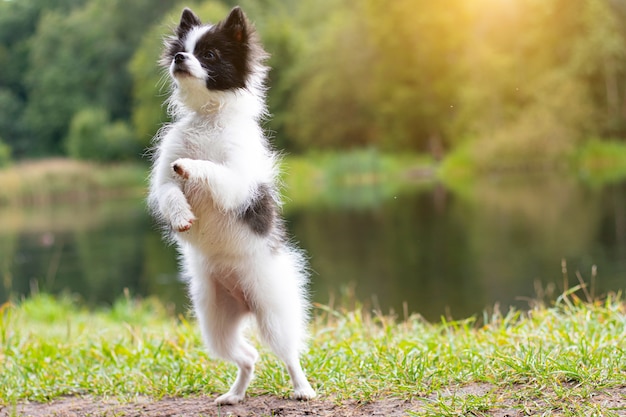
{"left": 176, "top": 8, "right": 201, "bottom": 38}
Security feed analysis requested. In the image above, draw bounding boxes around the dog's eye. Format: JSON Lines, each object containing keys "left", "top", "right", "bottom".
{"left": 204, "top": 51, "right": 217, "bottom": 60}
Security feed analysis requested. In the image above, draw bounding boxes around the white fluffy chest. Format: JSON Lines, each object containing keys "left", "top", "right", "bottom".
{"left": 173, "top": 121, "right": 228, "bottom": 162}
{"left": 160, "top": 116, "right": 275, "bottom": 255}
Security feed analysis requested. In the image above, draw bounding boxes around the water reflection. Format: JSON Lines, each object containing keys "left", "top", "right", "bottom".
{"left": 0, "top": 200, "right": 185, "bottom": 309}
{"left": 1, "top": 175, "right": 626, "bottom": 321}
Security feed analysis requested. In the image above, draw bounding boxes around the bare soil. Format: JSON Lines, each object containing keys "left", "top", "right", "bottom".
{"left": 2, "top": 384, "right": 626, "bottom": 417}
{"left": 1, "top": 396, "right": 411, "bottom": 417}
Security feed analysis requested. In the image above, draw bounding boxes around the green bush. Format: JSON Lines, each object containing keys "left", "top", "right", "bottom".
{"left": 65, "top": 108, "right": 140, "bottom": 162}
{"left": 0, "top": 137, "right": 12, "bottom": 168}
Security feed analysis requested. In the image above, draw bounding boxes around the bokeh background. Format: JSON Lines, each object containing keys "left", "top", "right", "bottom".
{"left": 2, "top": 0, "right": 626, "bottom": 320}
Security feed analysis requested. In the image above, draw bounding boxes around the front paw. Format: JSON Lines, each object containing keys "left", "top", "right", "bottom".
{"left": 167, "top": 207, "right": 196, "bottom": 233}
{"left": 172, "top": 216, "right": 195, "bottom": 232}
{"left": 171, "top": 158, "right": 193, "bottom": 180}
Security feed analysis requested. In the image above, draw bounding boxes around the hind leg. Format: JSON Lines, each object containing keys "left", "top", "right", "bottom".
{"left": 256, "top": 300, "right": 316, "bottom": 400}
{"left": 250, "top": 252, "right": 316, "bottom": 400}
{"left": 213, "top": 321, "right": 258, "bottom": 406}
{"left": 188, "top": 269, "right": 258, "bottom": 405}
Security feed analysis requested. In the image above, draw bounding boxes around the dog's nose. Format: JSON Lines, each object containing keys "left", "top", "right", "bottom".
{"left": 174, "top": 53, "right": 186, "bottom": 64}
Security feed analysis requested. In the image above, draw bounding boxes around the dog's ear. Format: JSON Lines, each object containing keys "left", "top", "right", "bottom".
{"left": 177, "top": 8, "right": 201, "bottom": 38}
{"left": 223, "top": 6, "right": 248, "bottom": 43}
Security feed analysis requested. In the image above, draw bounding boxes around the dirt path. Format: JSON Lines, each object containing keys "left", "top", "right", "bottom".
{"left": 2, "top": 385, "right": 626, "bottom": 417}
{"left": 2, "top": 396, "right": 414, "bottom": 417}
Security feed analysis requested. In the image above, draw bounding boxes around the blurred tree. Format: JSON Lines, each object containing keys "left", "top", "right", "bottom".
{"left": 575, "top": 0, "right": 626, "bottom": 136}
{"left": 2, "top": 0, "right": 626, "bottom": 162}
{"left": 448, "top": 0, "right": 599, "bottom": 170}
{"left": 0, "top": 137, "right": 11, "bottom": 168}
{"left": 0, "top": 90, "right": 24, "bottom": 154}
{"left": 0, "top": 0, "right": 88, "bottom": 96}
{"left": 283, "top": 0, "right": 468, "bottom": 153}
{"left": 0, "top": 0, "right": 88, "bottom": 156}
{"left": 283, "top": 0, "right": 378, "bottom": 151}
{"left": 364, "top": 0, "right": 468, "bottom": 153}
{"left": 65, "top": 108, "right": 138, "bottom": 162}
{"left": 22, "top": 0, "right": 174, "bottom": 156}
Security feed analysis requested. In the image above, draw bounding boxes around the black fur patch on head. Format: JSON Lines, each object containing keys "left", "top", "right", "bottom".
{"left": 177, "top": 8, "right": 201, "bottom": 38}
{"left": 241, "top": 184, "right": 278, "bottom": 236}
{"left": 161, "top": 6, "right": 268, "bottom": 91}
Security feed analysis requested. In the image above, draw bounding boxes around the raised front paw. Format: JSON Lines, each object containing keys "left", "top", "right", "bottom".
{"left": 171, "top": 158, "right": 193, "bottom": 180}
{"left": 172, "top": 216, "right": 194, "bottom": 233}
{"left": 167, "top": 206, "right": 196, "bottom": 233}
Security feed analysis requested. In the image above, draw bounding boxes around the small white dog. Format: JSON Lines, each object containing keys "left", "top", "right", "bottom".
{"left": 148, "top": 6, "right": 316, "bottom": 405}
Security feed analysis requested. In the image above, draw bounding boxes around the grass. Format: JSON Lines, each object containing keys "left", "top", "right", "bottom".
{"left": 2, "top": 288, "right": 626, "bottom": 415}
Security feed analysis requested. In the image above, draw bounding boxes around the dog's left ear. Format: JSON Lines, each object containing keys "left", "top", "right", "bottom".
{"left": 223, "top": 6, "right": 248, "bottom": 43}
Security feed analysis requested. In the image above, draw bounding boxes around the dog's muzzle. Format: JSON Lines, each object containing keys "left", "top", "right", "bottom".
{"left": 172, "top": 53, "right": 191, "bottom": 75}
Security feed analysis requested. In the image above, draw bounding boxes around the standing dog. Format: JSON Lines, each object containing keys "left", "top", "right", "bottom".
{"left": 148, "top": 6, "right": 316, "bottom": 405}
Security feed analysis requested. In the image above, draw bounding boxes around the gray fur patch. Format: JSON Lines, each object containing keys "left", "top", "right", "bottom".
{"left": 241, "top": 184, "right": 276, "bottom": 236}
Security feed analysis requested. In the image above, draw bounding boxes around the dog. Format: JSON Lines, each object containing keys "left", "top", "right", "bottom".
{"left": 147, "top": 6, "right": 316, "bottom": 405}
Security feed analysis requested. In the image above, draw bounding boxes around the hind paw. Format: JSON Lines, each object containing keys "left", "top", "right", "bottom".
{"left": 215, "top": 392, "right": 245, "bottom": 405}
{"left": 293, "top": 386, "right": 316, "bottom": 401}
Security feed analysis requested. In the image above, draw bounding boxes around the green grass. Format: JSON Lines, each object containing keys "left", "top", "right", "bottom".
{"left": 2, "top": 288, "right": 626, "bottom": 415}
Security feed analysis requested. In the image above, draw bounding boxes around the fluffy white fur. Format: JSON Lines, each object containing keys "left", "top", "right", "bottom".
{"left": 148, "top": 9, "right": 315, "bottom": 405}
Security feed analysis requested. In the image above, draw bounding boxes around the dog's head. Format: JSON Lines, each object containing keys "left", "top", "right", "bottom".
{"left": 162, "top": 7, "right": 267, "bottom": 110}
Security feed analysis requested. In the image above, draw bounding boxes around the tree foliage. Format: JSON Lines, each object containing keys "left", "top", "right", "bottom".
{"left": 10, "top": 0, "right": 174, "bottom": 156}
{"left": 65, "top": 108, "right": 138, "bottom": 162}
{"left": 1, "top": 0, "right": 626, "bottom": 163}
{"left": 0, "top": 138, "right": 11, "bottom": 168}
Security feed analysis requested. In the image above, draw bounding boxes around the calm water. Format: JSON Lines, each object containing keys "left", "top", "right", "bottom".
{"left": 1, "top": 175, "right": 626, "bottom": 321}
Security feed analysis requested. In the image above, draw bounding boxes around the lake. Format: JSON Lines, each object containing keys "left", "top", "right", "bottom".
{"left": 1, "top": 173, "right": 625, "bottom": 321}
